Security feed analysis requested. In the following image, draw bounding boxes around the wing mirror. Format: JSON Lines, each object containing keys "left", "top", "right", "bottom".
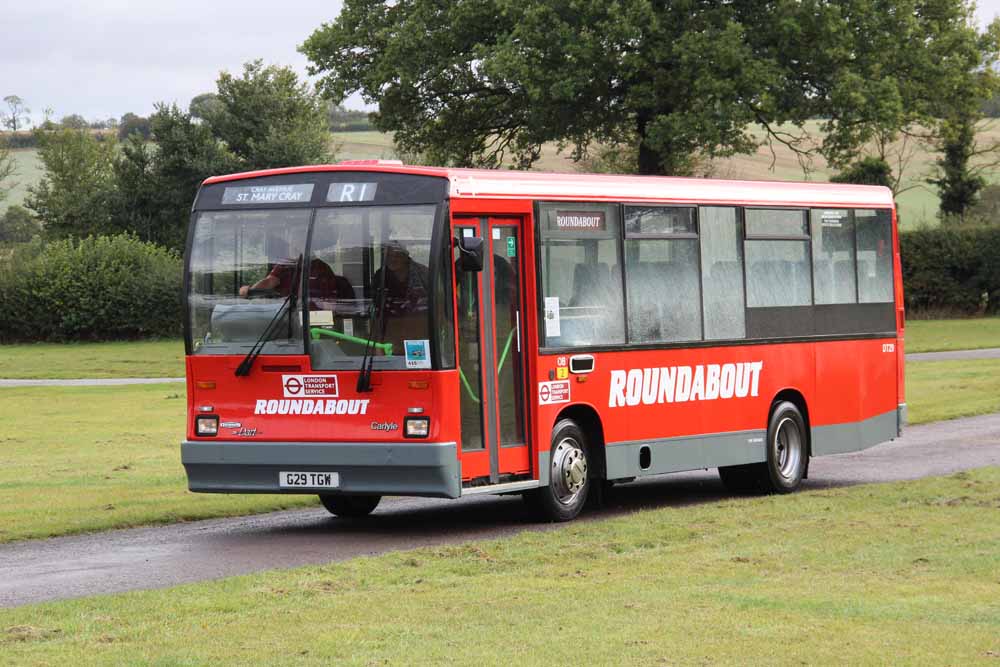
{"left": 455, "top": 235, "right": 484, "bottom": 272}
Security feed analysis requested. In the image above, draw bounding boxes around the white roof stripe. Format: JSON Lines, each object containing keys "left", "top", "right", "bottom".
{"left": 445, "top": 169, "right": 895, "bottom": 208}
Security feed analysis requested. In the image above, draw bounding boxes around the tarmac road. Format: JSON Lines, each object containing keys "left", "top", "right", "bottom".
{"left": 1, "top": 412, "right": 999, "bottom": 608}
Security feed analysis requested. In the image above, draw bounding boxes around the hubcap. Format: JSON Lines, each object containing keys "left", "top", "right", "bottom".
{"left": 773, "top": 416, "right": 803, "bottom": 480}
{"left": 550, "top": 437, "right": 588, "bottom": 506}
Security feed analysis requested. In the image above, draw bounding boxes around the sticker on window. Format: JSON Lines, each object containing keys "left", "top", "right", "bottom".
{"left": 404, "top": 339, "right": 432, "bottom": 369}
{"left": 544, "top": 296, "right": 561, "bottom": 338}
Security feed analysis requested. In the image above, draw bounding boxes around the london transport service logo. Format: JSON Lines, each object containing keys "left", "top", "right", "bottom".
{"left": 282, "top": 374, "right": 339, "bottom": 398}
{"left": 608, "top": 362, "right": 764, "bottom": 408}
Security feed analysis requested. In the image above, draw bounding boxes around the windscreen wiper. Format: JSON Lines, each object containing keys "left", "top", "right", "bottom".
{"left": 357, "top": 247, "right": 390, "bottom": 392}
{"left": 235, "top": 256, "right": 303, "bottom": 377}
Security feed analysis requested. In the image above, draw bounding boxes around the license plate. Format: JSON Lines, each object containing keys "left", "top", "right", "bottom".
{"left": 279, "top": 471, "right": 340, "bottom": 489}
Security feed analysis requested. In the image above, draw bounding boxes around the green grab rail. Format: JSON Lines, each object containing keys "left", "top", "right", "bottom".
{"left": 310, "top": 327, "right": 393, "bottom": 356}
{"left": 496, "top": 328, "right": 515, "bottom": 376}
{"left": 457, "top": 328, "right": 516, "bottom": 406}
{"left": 458, "top": 368, "right": 480, "bottom": 404}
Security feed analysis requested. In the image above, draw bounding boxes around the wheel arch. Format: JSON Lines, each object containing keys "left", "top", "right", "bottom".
{"left": 771, "top": 387, "right": 812, "bottom": 461}
{"left": 553, "top": 403, "right": 607, "bottom": 481}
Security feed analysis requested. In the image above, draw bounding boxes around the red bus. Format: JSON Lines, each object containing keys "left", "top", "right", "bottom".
{"left": 182, "top": 161, "right": 904, "bottom": 521}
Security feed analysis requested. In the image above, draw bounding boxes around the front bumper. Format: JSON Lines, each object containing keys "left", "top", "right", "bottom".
{"left": 182, "top": 440, "right": 460, "bottom": 498}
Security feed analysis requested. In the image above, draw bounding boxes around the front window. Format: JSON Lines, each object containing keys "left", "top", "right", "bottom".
{"left": 188, "top": 209, "right": 311, "bottom": 355}
{"left": 308, "top": 205, "right": 437, "bottom": 370}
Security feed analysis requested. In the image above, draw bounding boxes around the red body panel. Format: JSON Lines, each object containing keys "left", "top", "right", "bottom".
{"left": 186, "top": 356, "right": 461, "bottom": 445}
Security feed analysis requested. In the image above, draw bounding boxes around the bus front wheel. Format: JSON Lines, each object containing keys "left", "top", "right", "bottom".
{"left": 718, "top": 400, "right": 807, "bottom": 494}
{"left": 526, "top": 419, "right": 591, "bottom": 522}
{"left": 319, "top": 494, "right": 381, "bottom": 518}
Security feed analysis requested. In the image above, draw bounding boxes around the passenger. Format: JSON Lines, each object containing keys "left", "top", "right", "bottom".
{"left": 374, "top": 241, "right": 429, "bottom": 315}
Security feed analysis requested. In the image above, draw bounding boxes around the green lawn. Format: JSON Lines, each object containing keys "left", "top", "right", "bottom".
{"left": 0, "top": 383, "right": 315, "bottom": 543}
{"left": 906, "top": 358, "right": 1000, "bottom": 424}
{"left": 0, "top": 356, "right": 990, "bottom": 544}
{"left": 0, "top": 340, "right": 184, "bottom": 379}
{"left": 1, "top": 468, "right": 997, "bottom": 665}
{"left": 906, "top": 317, "right": 1000, "bottom": 353}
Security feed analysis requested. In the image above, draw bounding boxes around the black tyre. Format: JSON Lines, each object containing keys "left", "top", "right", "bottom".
{"left": 526, "top": 419, "right": 591, "bottom": 522}
{"left": 319, "top": 494, "right": 381, "bottom": 518}
{"left": 763, "top": 401, "right": 807, "bottom": 493}
{"left": 718, "top": 400, "right": 807, "bottom": 495}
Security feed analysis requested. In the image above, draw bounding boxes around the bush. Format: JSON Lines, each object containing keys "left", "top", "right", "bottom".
{"left": 900, "top": 226, "right": 1000, "bottom": 316}
{"left": 0, "top": 234, "right": 182, "bottom": 341}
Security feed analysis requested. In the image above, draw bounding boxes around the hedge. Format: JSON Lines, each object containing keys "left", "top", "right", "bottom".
{"left": 900, "top": 225, "right": 1000, "bottom": 316}
{"left": 0, "top": 234, "right": 182, "bottom": 341}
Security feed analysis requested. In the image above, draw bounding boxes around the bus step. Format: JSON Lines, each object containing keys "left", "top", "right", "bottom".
{"left": 461, "top": 480, "right": 540, "bottom": 496}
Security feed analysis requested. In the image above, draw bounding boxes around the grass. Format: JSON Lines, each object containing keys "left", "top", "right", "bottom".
{"left": 0, "top": 468, "right": 997, "bottom": 665}
{"left": 0, "top": 339, "right": 184, "bottom": 379}
{"left": 906, "top": 358, "right": 1000, "bottom": 424}
{"left": 0, "top": 383, "right": 315, "bottom": 543}
{"left": 906, "top": 317, "right": 1000, "bottom": 353}
{"left": 0, "top": 355, "right": 989, "bottom": 544}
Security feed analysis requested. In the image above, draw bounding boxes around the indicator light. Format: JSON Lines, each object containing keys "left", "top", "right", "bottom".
{"left": 407, "top": 407, "right": 425, "bottom": 414}
{"left": 197, "top": 405, "right": 214, "bottom": 413}
{"left": 196, "top": 381, "right": 216, "bottom": 390}
{"left": 404, "top": 417, "right": 430, "bottom": 438}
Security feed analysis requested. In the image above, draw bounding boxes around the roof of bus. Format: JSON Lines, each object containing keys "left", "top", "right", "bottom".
{"left": 202, "top": 161, "right": 895, "bottom": 209}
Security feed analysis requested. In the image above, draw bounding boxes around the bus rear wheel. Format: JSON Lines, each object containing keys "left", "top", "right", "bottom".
{"left": 526, "top": 419, "right": 591, "bottom": 522}
{"left": 319, "top": 494, "right": 381, "bottom": 518}
{"left": 718, "top": 400, "right": 807, "bottom": 495}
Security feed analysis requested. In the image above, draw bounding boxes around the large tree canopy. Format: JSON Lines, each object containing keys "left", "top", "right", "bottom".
{"left": 303, "top": 0, "right": 995, "bottom": 176}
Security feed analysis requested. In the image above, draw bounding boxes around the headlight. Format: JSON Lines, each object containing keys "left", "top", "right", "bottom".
{"left": 196, "top": 415, "right": 219, "bottom": 436}
{"left": 404, "top": 417, "right": 430, "bottom": 438}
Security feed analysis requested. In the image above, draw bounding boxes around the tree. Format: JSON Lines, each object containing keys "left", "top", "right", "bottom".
{"left": 819, "top": 4, "right": 1000, "bottom": 198}
{"left": 25, "top": 128, "right": 118, "bottom": 239}
{"left": 59, "top": 114, "right": 89, "bottom": 130}
{"left": 929, "top": 115, "right": 989, "bottom": 221}
{"left": 189, "top": 93, "right": 224, "bottom": 123}
{"left": 2, "top": 95, "right": 30, "bottom": 132}
{"left": 209, "top": 60, "right": 331, "bottom": 170}
{"left": 118, "top": 112, "right": 152, "bottom": 140}
{"left": 302, "top": 0, "right": 998, "bottom": 178}
{"left": 113, "top": 105, "right": 238, "bottom": 249}
{"left": 0, "top": 205, "right": 41, "bottom": 243}
{"left": 830, "top": 157, "right": 894, "bottom": 189}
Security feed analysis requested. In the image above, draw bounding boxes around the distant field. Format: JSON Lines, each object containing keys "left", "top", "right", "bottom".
{"left": 8, "top": 123, "right": 1000, "bottom": 226}
{"left": 1, "top": 148, "right": 43, "bottom": 211}
{"left": 328, "top": 122, "right": 1000, "bottom": 229}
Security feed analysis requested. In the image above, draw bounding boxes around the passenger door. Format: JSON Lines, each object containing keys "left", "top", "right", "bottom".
{"left": 452, "top": 217, "right": 529, "bottom": 485}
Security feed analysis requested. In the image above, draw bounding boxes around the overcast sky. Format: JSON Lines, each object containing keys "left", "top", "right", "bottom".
{"left": 1, "top": 1, "right": 350, "bottom": 125}
{"left": 3, "top": 0, "right": 1000, "bottom": 127}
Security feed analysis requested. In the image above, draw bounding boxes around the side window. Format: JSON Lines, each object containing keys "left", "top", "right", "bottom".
{"left": 624, "top": 206, "right": 702, "bottom": 343}
{"left": 856, "top": 209, "right": 894, "bottom": 303}
{"left": 744, "top": 209, "right": 812, "bottom": 307}
{"left": 538, "top": 203, "right": 625, "bottom": 347}
{"left": 811, "top": 209, "right": 856, "bottom": 305}
{"left": 700, "top": 207, "right": 745, "bottom": 339}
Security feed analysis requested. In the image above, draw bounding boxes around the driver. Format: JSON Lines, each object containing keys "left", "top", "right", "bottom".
{"left": 239, "top": 230, "right": 354, "bottom": 306}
